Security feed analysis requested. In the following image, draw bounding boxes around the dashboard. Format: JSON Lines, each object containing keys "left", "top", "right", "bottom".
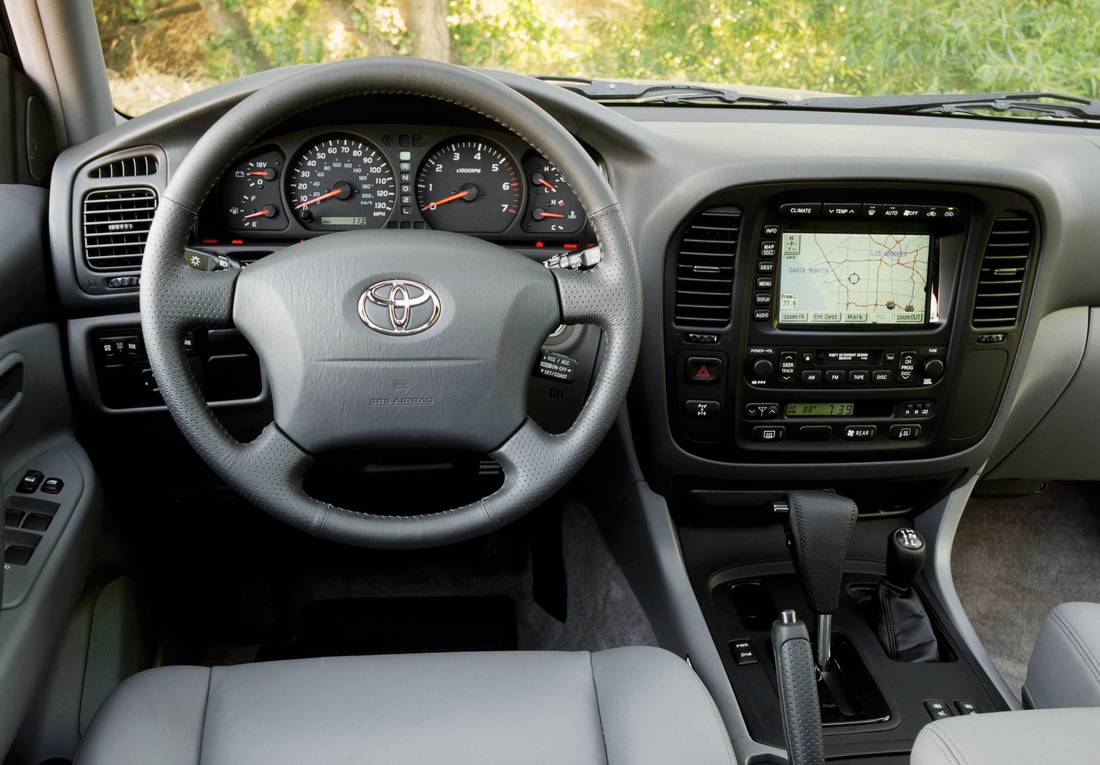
{"left": 45, "top": 67, "right": 1100, "bottom": 496}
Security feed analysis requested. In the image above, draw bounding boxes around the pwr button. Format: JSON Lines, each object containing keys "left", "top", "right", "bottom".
{"left": 686, "top": 356, "right": 723, "bottom": 383}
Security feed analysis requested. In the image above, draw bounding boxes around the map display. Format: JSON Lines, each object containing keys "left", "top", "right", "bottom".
{"left": 777, "top": 232, "right": 931, "bottom": 325}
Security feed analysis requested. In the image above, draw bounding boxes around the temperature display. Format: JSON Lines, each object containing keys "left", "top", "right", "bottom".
{"left": 784, "top": 403, "right": 856, "bottom": 417}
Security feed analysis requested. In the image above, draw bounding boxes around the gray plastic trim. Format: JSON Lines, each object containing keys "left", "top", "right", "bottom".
{"left": 916, "top": 471, "right": 1022, "bottom": 709}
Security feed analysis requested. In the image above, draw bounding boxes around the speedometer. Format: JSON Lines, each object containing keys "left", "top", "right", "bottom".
{"left": 415, "top": 138, "right": 521, "bottom": 233}
{"left": 287, "top": 135, "right": 396, "bottom": 230}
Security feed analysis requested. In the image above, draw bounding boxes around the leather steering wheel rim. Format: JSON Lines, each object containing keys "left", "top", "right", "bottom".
{"left": 140, "top": 57, "right": 642, "bottom": 549}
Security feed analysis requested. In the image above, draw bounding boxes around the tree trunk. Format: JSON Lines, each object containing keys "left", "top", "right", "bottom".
{"left": 197, "top": 0, "right": 271, "bottom": 72}
{"left": 398, "top": 0, "right": 450, "bottom": 62}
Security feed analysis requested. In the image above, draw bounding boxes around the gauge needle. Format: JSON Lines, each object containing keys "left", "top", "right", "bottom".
{"left": 533, "top": 208, "right": 565, "bottom": 220}
{"left": 535, "top": 176, "right": 558, "bottom": 192}
{"left": 294, "top": 188, "right": 343, "bottom": 210}
{"left": 243, "top": 205, "right": 276, "bottom": 220}
{"left": 421, "top": 184, "right": 478, "bottom": 211}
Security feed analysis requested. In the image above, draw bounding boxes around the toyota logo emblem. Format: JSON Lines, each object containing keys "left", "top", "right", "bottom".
{"left": 358, "top": 279, "right": 441, "bottom": 335}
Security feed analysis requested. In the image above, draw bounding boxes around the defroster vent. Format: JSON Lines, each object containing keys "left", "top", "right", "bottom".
{"left": 82, "top": 187, "right": 159, "bottom": 271}
{"left": 972, "top": 214, "right": 1034, "bottom": 327}
{"left": 673, "top": 206, "right": 740, "bottom": 327}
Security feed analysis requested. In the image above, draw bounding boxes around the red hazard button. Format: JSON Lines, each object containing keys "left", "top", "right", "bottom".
{"left": 686, "top": 356, "right": 723, "bottom": 383}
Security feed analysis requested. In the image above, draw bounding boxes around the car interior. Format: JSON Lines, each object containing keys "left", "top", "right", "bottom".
{"left": 3, "top": 2, "right": 1100, "bottom": 764}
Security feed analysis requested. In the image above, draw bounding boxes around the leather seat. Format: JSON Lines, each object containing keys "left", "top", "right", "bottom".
{"left": 1023, "top": 601, "right": 1100, "bottom": 708}
{"left": 75, "top": 647, "right": 735, "bottom": 765}
{"left": 910, "top": 708, "right": 1100, "bottom": 764}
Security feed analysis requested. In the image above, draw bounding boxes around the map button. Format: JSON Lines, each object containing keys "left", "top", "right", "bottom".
{"left": 760, "top": 240, "right": 778, "bottom": 257}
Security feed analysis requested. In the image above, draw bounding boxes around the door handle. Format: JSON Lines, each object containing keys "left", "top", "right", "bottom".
{"left": 0, "top": 352, "right": 25, "bottom": 438}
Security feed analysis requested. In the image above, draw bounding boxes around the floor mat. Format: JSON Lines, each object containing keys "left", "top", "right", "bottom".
{"left": 259, "top": 596, "right": 518, "bottom": 660}
{"left": 953, "top": 481, "right": 1100, "bottom": 696}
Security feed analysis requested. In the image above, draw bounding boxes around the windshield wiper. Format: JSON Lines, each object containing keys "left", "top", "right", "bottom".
{"left": 800, "top": 92, "right": 1100, "bottom": 122}
{"left": 536, "top": 76, "right": 793, "bottom": 106}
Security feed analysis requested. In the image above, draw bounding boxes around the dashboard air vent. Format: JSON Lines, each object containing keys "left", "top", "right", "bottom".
{"left": 89, "top": 154, "right": 159, "bottom": 179}
{"left": 673, "top": 206, "right": 740, "bottom": 327}
{"left": 972, "top": 214, "right": 1034, "bottom": 327}
{"left": 82, "top": 187, "right": 159, "bottom": 271}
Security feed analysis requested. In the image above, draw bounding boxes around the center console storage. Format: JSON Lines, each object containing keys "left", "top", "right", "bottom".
{"left": 666, "top": 182, "right": 1038, "bottom": 462}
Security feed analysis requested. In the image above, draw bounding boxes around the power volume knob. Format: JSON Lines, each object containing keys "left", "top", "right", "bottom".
{"left": 922, "top": 358, "right": 945, "bottom": 380}
{"left": 751, "top": 357, "right": 774, "bottom": 378}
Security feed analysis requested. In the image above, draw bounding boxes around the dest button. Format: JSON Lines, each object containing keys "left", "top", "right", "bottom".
{"left": 686, "top": 356, "right": 722, "bottom": 383}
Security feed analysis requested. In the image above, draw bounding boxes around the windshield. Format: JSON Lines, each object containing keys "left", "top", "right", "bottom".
{"left": 96, "top": 0, "right": 1099, "bottom": 117}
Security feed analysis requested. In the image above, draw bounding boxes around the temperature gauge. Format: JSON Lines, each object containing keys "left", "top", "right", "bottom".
{"left": 522, "top": 155, "right": 585, "bottom": 234}
{"left": 223, "top": 149, "right": 287, "bottom": 231}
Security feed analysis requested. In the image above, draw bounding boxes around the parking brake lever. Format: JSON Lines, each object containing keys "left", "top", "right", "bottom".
{"left": 772, "top": 610, "right": 826, "bottom": 765}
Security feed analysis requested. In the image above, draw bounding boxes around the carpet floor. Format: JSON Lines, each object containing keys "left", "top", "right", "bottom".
{"left": 953, "top": 481, "right": 1100, "bottom": 697}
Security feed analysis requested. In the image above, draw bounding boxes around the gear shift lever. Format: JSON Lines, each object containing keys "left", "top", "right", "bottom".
{"left": 874, "top": 527, "right": 940, "bottom": 662}
{"left": 784, "top": 491, "right": 858, "bottom": 669}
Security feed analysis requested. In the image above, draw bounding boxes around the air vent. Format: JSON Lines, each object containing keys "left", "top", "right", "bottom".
{"left": 972, "top": 215, "right": 1034, "bottom": 327}
{"left": 89, "top": 154, "right": 159, "bottom": 179}
{"left": 82, "top": 187, "right": 159, "bottom": 271}
{"left": 673, "top": 206, "right": 740, "bottom": 327}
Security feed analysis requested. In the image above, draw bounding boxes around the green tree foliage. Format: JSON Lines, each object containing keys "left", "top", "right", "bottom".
{"left": 95, "top": 0, "right": 1100, "bottom": 115}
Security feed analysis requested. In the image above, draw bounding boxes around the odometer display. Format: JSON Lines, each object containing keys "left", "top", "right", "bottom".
{"left": 287, "top": 135, "right": 395, "bottom": 229}
{"left": 416, "top": 138, "right": 521, "bottom": 233}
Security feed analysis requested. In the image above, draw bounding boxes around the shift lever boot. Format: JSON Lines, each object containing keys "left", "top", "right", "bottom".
{"left": 786, "top": 491, "right": 859, "bottom": 668}
{"left": 875, "top": 528, "right": 940, "bottom": 662}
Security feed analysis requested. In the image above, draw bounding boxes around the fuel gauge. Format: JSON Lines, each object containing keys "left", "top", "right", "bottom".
{"left": 523, "top": 155, "right": 585, "bottom": 234}
{"left": 223, "top": 149, "right": 287, "bottom": 231}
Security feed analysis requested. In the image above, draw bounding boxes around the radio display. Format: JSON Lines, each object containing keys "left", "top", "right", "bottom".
{"left": 777, "top": 231, "right": 932, "bottom": 326}
{"left": 785, "top": 403, "right": 855, "bottom": 417}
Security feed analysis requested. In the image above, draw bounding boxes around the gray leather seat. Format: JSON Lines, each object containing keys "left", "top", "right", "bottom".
{"left": 1023, "top": 601, "right": 1100, "bottom": 708}
{"left": 75, "top": 647, "right": 735, "bottom": 765}
{"left": 910, "top": 708, "right": 1100, "bottom": 764}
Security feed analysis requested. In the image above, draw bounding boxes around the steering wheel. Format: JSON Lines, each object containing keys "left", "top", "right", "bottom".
{"left": 140, "top": 58, "right": 642, "bottom": 549}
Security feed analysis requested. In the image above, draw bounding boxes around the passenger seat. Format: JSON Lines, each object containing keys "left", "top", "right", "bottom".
{"left": 912, "top": 601, "right": 1100, "bottom": 763}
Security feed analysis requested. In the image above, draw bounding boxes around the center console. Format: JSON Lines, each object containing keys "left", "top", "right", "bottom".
{"left": 666, "top": 183, "right": 1038, "bottom": 462}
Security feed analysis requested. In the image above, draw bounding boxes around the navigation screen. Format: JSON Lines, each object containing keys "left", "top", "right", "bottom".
{"left": 777, "top": 231, "right": 931, "bottom": 326}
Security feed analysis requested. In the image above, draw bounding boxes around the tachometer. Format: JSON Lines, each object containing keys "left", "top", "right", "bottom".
{"left": 415, "top": 138, "right": 521, "bottom": 233}
{"left": 287, "top": 135, "right": 396, "bottom": 230}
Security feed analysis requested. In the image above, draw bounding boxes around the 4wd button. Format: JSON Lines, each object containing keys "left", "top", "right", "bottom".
{"left": 843, "top": 424, "right": 877, "bottom": 441}
{"left": 686, "top": 356, "right": 722, "bottom": 383}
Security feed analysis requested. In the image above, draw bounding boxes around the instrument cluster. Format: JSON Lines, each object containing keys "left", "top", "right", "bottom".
{"left": 213, "top": 125, "right": 591, "bottom": 242}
